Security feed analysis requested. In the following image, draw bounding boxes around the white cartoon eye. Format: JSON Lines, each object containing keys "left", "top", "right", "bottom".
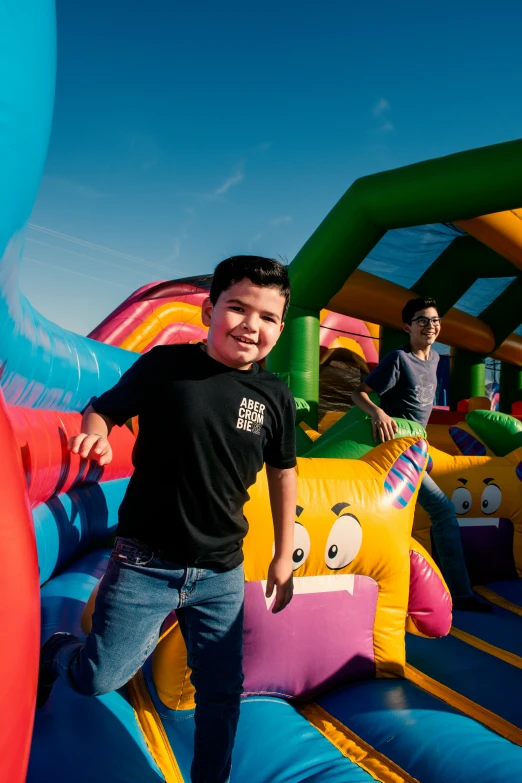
{"left": 325, "top": 514, "right": 362, "bottom": 571}
{"left": 481, "top": 484, "right": 501, "bottom": 515}
{"left": 292, "top": 522, "right": 310, "bottom": 570}
{"left": 451, "top": 487, "right": 472, "bottom": 515}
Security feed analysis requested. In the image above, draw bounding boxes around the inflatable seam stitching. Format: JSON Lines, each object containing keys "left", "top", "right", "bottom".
{"left": 300, "top": 702, "right": 420, "bottom": 783}
{"left": 128, "top": 669, "right": 184, "bottom": 782}
{"left": 405, "top": 663, "right": 522, "bottom": 746}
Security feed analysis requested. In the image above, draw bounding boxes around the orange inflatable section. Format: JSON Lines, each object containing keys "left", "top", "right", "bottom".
{"left": 328, "top": 268, "right": 522, "bottom": 362}
{"left": 455, "top": 210, "right": 522, "bottom": 272}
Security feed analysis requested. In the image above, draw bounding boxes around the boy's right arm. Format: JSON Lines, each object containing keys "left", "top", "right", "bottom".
{"left": 68, "top": 349, "right": 156, "bottom": 465}
{"left": 68, "top": 405, "right": 116, "bottom": 466}
{"left": 352, "top": 383, "right": 398, "bottom": 443}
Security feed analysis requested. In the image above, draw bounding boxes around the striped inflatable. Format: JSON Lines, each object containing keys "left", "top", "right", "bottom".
{"left": 385, "top": 440, "right": 429, "bottom": 509}
{"left": 449, "top": 426, "right": 487, "bottom": 456}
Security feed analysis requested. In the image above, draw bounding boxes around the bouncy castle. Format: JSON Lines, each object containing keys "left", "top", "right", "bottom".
{"left": 2, "top": 3, "right": 522, "bottom": 782}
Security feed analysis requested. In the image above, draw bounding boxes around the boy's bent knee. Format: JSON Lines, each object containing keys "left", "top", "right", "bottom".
{"left": 69, "top": 671, "right": 118, "bottom": 697}
{"left": 67, "top": 658, "right": 127, "bottom": 697}
{"left": 430, "top": 496, "right": 458, "bottom": 526}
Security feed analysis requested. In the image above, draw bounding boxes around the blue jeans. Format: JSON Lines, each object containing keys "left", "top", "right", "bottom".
{"left": 49, "top": 537, "right": 245, "bottom": 783}
{"left": 418, "top": 473, "right": 473, "bottom": 601}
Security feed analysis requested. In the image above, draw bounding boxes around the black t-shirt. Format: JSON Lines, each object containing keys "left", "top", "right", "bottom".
{"left": 92, "top": 344, "right": 296, "bottom": 570}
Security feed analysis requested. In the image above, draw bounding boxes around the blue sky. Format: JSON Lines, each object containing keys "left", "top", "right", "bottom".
{"left": 21, "top": 0, "right": 522, "bottom": 335}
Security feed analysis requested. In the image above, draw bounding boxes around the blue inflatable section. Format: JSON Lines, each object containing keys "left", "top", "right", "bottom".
{"left": 452, "top": 604, "right": 522, "bottom": 658}
{"left": 318, "top": 680, "right": 522, "bottom": 782}
{"left": 143, "top": 658, "right": 375, "bottom": 783}
{"left": 486, "top": 579, "right": 522, "bottom": 606}
{"left": 32, "top": 552, "right": 163, "bottom": 783}
{"left": 406, "top": 632, "right": 522, "bottom": 730}
{"left": 0, "top": 1, "right": 137, "bottom": 414}
{"left": 34, "top": 478, "right": 128, "bottom": 584}
{"left": 33, "top": 548, "right": 522, "bottom": 782}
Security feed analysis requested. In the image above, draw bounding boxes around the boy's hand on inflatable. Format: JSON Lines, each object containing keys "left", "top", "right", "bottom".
{"left": 371, "top": 410, "right": 398, "bottom": 443}
{"left": 68, "top": 433, "right": 113, "bottom": 466}
{"left": 266, "top": 556, "right": 294, "bottom": 613}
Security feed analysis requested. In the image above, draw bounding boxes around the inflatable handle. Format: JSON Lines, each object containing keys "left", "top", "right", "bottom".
{"left": 407, "top": 538, "right": 452, "bottom": 638}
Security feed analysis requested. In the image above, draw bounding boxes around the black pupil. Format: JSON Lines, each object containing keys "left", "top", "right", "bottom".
{"left": 328, "top": 544, "right": 338, "bottom": 559}
{"left": 293, "top": 548, "right": 304, "bottom": 563}
{"left": 463, "top": 501, "right": 469, "bottom": 509}
{"left": 483, "top": 500, "right": 488, "bottom": 508}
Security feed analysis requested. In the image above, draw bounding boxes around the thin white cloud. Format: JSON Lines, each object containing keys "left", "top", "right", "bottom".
{"left": 41, "top": 176, "right": 108, "bottom": 200}
{"left": 25, "top": 238, "right": 150, "bottom": 278}
{"left": 23, "top": 256, "right": 129, "bottom": 288}
{"left": 27, "top": 223, "right": 177, "bottom": 273}
{"left": 165, "top": 237, "right": 181, "bottom": 263}
{"left": 214, "top": 166, "right": 244, "bottom": 196}
{"left": 379, "top": 121, "right": 395, "bottom": 133}
{"left": 269, "top": 216, "right": 292, "bottom": 226}
{"left": 373, "top": 98, "right": 390, "bottom": 117}
{"left": 248, "top": 232, "right": 263, "bottom": 250}
{"left": 378, "top": 121, "right": 395, "bottom": 134}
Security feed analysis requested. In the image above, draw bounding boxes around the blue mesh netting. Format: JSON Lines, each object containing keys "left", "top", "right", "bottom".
{"left": 454, "top": 277, "right": 516, "bottom": 317}
{"left": 359, "top": 223, "right": 462, "bottom": 288}
{"left": 358, "top": 224, "right": 522, "bottom": 336}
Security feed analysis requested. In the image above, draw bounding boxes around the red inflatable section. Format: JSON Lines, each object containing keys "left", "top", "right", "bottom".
{"left": 0, "top": 391, "right": 40, "bottom": 783}
{"left": 8, "top": 407, "right": 135, "bottom": 507}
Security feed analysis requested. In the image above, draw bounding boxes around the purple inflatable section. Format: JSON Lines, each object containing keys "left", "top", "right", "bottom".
{"left": 242, "top": 576, "right": 378, "bottom": 699}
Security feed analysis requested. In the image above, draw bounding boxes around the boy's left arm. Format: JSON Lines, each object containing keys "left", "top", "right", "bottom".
{"left": 265, "top": 464, "right": 297, "bottom": 613}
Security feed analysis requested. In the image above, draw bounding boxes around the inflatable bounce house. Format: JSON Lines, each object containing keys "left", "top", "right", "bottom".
{"left": 2, "top": 3, "right": 522, "bottom": 782}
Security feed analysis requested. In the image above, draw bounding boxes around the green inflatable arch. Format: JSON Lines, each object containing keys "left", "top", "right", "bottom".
{"left": 267, "top": 138, "right": 522, "bottom": 426}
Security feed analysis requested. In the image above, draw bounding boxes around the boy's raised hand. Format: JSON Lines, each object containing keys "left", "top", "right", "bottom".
{"left": 265, "top": 555, "right": 294, "bottom": 613}
{"left": 68, "top": 433, "right": 113, "bottom": 466}
{"left": 371, "top": 409, "right": 398, "bottom": 443}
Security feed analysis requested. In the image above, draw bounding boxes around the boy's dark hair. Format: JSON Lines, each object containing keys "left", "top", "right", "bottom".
{"left": 210, "top": 256, "right": 291, "bottom": 319}
{"left": 402, "top": 297, "right": 438, "bottom": 324}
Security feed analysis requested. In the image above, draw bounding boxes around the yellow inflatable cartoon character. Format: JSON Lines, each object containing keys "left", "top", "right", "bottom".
{"left": 414, "top": 443, "right": 522, "bottom": 585}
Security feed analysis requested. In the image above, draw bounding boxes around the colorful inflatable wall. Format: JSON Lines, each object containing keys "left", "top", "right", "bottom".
{"left": 2, "top": 3, "right": 522, "bottom": 782}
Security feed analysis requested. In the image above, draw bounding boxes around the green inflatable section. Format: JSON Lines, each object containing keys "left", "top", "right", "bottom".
{"left": 294, "top": 397, "right": 311, "bottom": 425}
{"left": 311, "top": 394, "right": 382, "bottom": 448}
{"left": 466, "top": 409, "right": 522, "bottom": 457}
{"left": 295, "top": 424, "right": 314, "bottom": 456}
{"left": 303, "top": 416, "right": 426, "bottom": 460}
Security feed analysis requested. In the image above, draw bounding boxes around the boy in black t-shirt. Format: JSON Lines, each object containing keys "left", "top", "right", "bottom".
{"left": 37, "top": 256, "right": 297, "bottom": 783}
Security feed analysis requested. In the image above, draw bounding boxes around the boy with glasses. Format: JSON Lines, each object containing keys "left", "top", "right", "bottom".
{"left": 352, "top": 297, "right": 489, "bottom": 611}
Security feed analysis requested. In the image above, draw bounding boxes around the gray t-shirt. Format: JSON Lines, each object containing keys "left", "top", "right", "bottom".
{"left": 364, "top": 346, "right": 439, "bottom": 429}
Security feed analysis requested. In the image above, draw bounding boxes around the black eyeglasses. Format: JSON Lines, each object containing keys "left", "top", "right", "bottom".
{"left": 410, "top": 317, "right": 441, "bottom": 327}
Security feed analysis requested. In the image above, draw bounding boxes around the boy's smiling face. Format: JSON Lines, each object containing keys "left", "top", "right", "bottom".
{"left": 202, "top": 278, "right": 285, "bottom": 370}
{"left": 403, "top": 305, "right": 441, "bottom": 349}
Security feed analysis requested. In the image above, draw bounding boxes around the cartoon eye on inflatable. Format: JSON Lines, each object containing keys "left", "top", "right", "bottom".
{"left": 325, "top": 514, "right": 362, "bottom": 570}
{"left": 292, "top": 522, "right": 311, "bottom": 570}
{"left": 451, "top": 486, "right": 472, "bottom": 514}
{"left": 480, "top": 483, "right": 501, "bottom": 515}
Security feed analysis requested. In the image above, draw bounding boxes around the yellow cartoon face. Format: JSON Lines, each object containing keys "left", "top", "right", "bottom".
{"left": 451, "top": 475, "right": 503, "bottom": 519}
{"left": 417, "top": 446, "right": 522, "bottom": 583}
{"left": 292, "top": 501, "right": 363, "bottom": 573}
{"left": 244, "top": 437, "right": 428, "bottom": 588}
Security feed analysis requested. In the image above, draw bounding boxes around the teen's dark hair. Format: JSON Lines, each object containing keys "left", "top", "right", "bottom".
{"left": 402, "top": 297, "right": 438, "bottom": 324}
{"left": 210, "top": 256, "right": 291, "bottom": 319}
